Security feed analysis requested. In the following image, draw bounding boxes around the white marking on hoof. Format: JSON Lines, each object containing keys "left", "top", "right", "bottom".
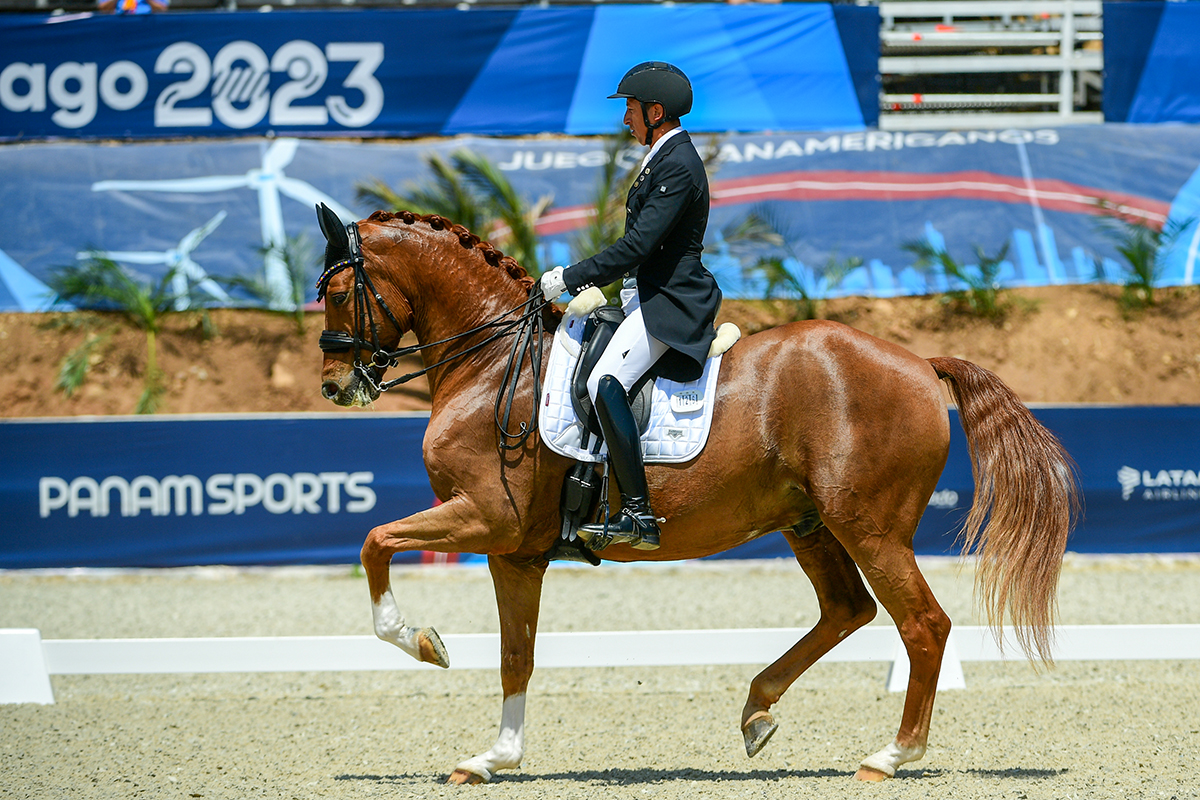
{"left": 454, "top": 694, "right": 526, "bottom": 782}
{"left": 372, "top": 591, "right": 423, "bottom": 662}
{"left": 859, "top": 739, "right": 926, "bottom": 778}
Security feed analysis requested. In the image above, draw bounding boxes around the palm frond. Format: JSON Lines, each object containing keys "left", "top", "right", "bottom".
{"left": 356, "top": 154, "right": 487, "bottom": 232}
{"left": 1093, "top": 198, "right": 1197, "bottom": 307}
{"left": 723, "top": 211, "right": 786, "bottom": 250}
{"left": 356, "top": 149, "right": 550, "bottom": 274}
{"left": 55, "top": 332, "right": 108, "bottom": 398}
{"left": 452, "top": 149, "right": 549, "bottom": 273}
{"left": 135, "top": 380, "right": 164, "bottom": 415}
{"left": 50, "top": 254, "right": 177, "bottom": 332}
{"left": 572, "top": 133, "right": 637, "bottom": 264}
{"left": 904, "top": 238, "right": 1009, "bottom": 318}
{"left": 355, "top": 177, "right": 408, "bottom": 212}
{"left": 50, "top": 253, "right": 180, "bottom": 413}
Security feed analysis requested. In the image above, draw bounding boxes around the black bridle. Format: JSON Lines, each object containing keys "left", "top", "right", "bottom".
{"left": 315, "top": 212, "right": 551, "bottom": 451}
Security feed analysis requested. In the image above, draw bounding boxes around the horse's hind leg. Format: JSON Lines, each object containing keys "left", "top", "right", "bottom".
{"left": 741, "top": 524, "right": 877, "bottom": 757}
{"left": 829, "top": 527, "right": 951, "bottom": 781}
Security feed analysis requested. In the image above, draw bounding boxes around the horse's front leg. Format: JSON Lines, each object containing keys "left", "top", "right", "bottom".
{"left": 449, "top": 554, "right": 547, "bottom": 785}
{"left": 362, "top": 495, "right": 506, "bottom": 668}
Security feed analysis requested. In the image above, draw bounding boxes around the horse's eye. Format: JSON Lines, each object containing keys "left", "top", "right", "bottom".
{"left": 331, "top": 292, "right": 350, "bottom": 306}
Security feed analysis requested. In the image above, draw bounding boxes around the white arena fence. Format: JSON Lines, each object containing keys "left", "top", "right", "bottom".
{"left": 3, "top": 624, "right": 1198, "bottom": 705}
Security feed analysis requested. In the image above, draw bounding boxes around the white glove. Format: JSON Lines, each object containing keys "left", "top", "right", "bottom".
{"left": 540, "top": 266, "right": 568, "bottom": 298}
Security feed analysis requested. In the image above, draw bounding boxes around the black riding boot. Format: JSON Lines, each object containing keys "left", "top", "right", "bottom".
{"left": 580, "top": 375, "right": 661, "bottom": 551}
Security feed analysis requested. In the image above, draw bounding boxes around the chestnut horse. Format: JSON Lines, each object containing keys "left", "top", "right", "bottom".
{"left": 316, "top": 208, "right": 1078, "bottom": 785}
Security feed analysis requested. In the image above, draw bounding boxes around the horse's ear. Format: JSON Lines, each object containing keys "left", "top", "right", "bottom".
{"left": 316, "top": 203, "right": 353, "bottom": 272}
{"left": 316, "top": 203, "right": 348, "bottom": 247}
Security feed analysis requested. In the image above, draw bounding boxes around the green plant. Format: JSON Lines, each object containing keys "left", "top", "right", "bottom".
{"left": 1093, "top": 202, "right": 1196, "bottom": 310}
{"left": 221, "top": 233, "right": 318, "bottom": 335}
{"left": 903, "top": 238, "right": 1010, "bottom": 320}
{"left": 358, "top": 153, "right": 487, "bottom": 233}
{"left": 55, "top": 331, "right": 109, "bottom": 398}
{"left": 723, "top": 209, "right": 859, "bottom": 321}
{"left": 358, "top": 149, "right": 551, "bottom": 275}
{"left": 49, "top": 254, "right": 182, "bottom": 413}
{"left": 572, "top": 133, "right": 636, "bottom": 263}
{"left": 566, "top": 132, "right": 641, "bottom": 303}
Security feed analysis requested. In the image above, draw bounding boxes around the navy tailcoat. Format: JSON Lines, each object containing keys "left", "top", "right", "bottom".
{"left": 564, "top": 131, "right": 722, "bottom": 383}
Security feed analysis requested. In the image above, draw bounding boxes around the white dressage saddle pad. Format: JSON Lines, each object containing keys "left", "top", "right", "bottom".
{"left": 538, "top": 307, "right": 727, "bottom": 465}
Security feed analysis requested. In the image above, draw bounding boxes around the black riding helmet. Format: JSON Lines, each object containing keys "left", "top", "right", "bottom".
{"left": 608, "top": 61, "right": 692, "bottom": 145}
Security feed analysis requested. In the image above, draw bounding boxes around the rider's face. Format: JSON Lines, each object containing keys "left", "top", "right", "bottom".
{"left": 623, "top": 99, "right": 664, "bottom": 144}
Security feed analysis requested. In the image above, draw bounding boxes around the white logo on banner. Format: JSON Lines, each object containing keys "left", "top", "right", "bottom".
{"left": 39, "top": 471, "right": 376, "bottom": 519}
{"left": 495, "top": 130, "right": 1061, "bottom": 173}
{"left": 0, "top": 40, "right": 384, "bottom": 130}
{"left": 1117, "top": 465, "right": 1200, "bottom": 501}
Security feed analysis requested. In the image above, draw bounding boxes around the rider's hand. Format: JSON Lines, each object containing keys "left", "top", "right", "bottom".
{"left": 540, "top": 266, "right": 568, "bottom": 298}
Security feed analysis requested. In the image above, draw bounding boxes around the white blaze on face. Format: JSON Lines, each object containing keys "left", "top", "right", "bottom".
{"left": 454, "top": 693, "right": 527, "bottom": 782}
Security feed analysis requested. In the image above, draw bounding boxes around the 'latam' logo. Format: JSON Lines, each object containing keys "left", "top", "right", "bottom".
{"left": 1117, "top": 466, "right": 1200, "bottom": 501}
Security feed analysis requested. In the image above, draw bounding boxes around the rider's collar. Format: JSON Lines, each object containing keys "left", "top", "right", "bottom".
{"left": 639, "top": 127, "right": 684, "bottom": 172}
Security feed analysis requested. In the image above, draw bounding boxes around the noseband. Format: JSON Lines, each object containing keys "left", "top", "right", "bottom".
{"left": 315, "top": 219, "right": 551, "bottom": 450}
{"left": 316, "top": 221, "right": 402, "bottom": 373}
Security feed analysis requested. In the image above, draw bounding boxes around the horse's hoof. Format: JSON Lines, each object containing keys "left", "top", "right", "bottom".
{"left": 447, "top": 769, "right": 486, "bottom": 785}
{"left": 417, "top": 627, "right": 450, "bottom": 668}
{"left": 853, "top": 766, "right": 891, "bottom": 782}
{"left": 742, "top": 712, "right": 778, "bottom": 757}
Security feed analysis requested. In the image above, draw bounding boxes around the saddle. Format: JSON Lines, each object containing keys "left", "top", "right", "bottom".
{"left": 569, "top": 305, "right": 654, "bottom": 438}
{"left": 542, "top": 290, "right": 741, "bottom": 566}
{"left": 548, "top": 303, "right": 645, "bottom": 566}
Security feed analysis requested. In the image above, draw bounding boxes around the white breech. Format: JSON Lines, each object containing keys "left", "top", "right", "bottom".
{"left": 586, "top": 304, "right": 669, "bottom": 401}
{"left": 454, "top": 694, "right": 527, "bottom": 782}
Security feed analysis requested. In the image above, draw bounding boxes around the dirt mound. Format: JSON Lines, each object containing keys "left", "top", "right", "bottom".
{"left": 2, "top": 284, "right": 1198, "bottom": 418}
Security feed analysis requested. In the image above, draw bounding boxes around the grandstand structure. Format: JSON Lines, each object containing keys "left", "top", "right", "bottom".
{"left": 0, "top": 0, "right": 1104, "bottom": 130}
{"left": 879, "top": 0, "right": 1103, "bottom": 129}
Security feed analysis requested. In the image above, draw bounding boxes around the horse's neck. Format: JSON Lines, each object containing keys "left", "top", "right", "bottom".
{"left": 403, "top": 255, "right": 531, "bottom": 399}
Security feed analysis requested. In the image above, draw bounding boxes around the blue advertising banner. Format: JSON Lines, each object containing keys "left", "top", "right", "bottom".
{"left": 0, "top": 414, "right": 436, "bottom": 569}
{"left": 1104, "top": 1, "right": 1200, "bottom": 124}
{"left": 713, "top": 406, "right": 1200, "bottom": 560}
{"left": 2, "top": 124, "right": 1199, "bottom": 313}
{"left": 1, "top": 407, "right": 1197, "bottom": 569}
{"left": 0, "top": 5, "right": 875, "bottom": 141}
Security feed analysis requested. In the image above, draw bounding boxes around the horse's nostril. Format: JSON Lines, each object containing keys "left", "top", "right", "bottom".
{"left": 321, "top": 380, "right": 341, "bottom": 400}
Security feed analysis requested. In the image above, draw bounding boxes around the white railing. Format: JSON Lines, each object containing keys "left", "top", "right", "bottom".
{"left": 879, "top": 0, "right": 1104, "bottom": 129}
{"left": 5, "top": 624, "right": 1199, "bottom": 705}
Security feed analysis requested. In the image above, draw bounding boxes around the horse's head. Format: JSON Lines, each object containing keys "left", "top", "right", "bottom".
{"left": 315, "top": 204, "right": 412, "bottom": 407}
{"left": 314, "top": 204, "right": 561, "bottom": 411}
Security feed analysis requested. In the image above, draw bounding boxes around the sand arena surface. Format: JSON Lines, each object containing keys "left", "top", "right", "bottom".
{"left": 3, "top": 555, "right": 1199, "bottom": 800}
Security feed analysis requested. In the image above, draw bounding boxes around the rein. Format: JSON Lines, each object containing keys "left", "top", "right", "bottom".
{"left": 316, "top": 220, "right": 551, "bottom": 450}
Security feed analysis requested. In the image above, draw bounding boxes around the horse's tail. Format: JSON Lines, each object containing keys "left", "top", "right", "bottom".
{"left": 929, "top": 356, "right": 1080, "bottom": 666}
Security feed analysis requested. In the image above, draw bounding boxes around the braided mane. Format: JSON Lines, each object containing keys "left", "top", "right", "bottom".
{"left": 366, "top": 210, "right": 536, "bottom": 286}
{"left": 365, "top": 210, "right": 561, "bottom": 329}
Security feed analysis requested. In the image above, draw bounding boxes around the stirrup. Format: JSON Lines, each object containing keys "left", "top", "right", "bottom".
{"left": 580, "top": 502, "right": 661, "bottom": 552}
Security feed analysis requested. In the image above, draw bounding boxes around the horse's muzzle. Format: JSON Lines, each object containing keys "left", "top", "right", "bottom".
{"left": 320, "top": 364, "right": 379, "bottom": 408}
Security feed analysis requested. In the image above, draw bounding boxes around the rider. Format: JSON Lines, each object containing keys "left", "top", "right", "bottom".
{"left": 539, "top": 62, "right": 722, "bottom": 551}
